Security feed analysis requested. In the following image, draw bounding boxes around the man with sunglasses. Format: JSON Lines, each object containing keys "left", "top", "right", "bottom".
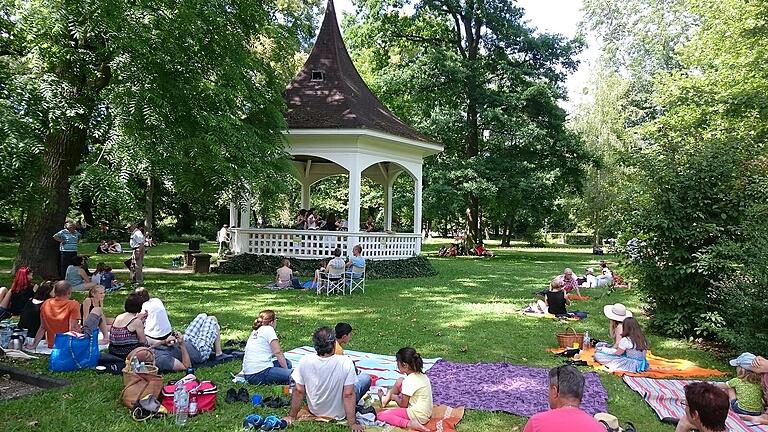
{"left": 523, "top": 365, "right": 605, "bottom": 432}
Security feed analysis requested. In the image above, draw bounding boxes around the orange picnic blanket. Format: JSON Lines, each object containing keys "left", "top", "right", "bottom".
{"left": 297, "top": 405, "right": 465, "bottom": 432}
{"left": 568, "top": 295, "right": 592, "bottom": 301}
{"left": 547, "top": 347, "right": 727, "bottom": 378}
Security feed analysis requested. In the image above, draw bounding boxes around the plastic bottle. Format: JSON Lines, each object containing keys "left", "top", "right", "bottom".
{"left": 289, "top": 380, "right": 295, "bottom": 395}
{"left": 175, "top": 381, "right": 189, "bottom": 426}
{"left": 131, "top": 356, "right": 141, "bottom": 372}
{"left": 583, "top": 331, "right": 590, "bottom": 349}
{"left": 188, "top": 389, "right": 198, "bottom": 417}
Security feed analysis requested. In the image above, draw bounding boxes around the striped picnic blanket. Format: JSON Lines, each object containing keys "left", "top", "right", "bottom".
{"left": 623, "top": 376, "right": 768, "bottom": 432}
{"left": 285, "top": 346, "right": 441, "bottom": 389}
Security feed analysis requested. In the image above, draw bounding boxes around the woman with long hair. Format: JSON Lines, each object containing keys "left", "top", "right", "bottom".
{"left": 240, "top": 310, "right": 292, "bottom": 385}
{"left": 18, "top": 281, "right": 55, "bottom": 337}
{"left": 0, "top": 267, "right": 38, "bottom": 319}
{"left": 594, "top": 316, "right": 649, "bottom": 373}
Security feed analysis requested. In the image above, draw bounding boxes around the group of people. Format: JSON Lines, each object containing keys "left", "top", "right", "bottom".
{"left": 268, "top": 246, "right": 366, "bottom": 291}
{"left": 53, "top": 221, "right": 149, "bottom": 287}
{"left": 437, "top": 242, "right": 494, "bottom": 258}
{"left": 295, "top": 209, "right": 350, "bottom": 232}
{"left": 235, "top": 312, "right": 432, "bottom": 431}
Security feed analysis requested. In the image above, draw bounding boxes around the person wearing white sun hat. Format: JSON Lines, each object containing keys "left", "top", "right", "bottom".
{"left": 592, "top": 303, "right": 650, "bottom": 373}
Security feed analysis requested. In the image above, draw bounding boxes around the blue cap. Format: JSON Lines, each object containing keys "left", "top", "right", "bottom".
{"left": 729, "top": 352, "right": 757, "bottom": 370}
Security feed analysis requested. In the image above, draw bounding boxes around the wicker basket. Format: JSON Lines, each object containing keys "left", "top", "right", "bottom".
{"left": 556, "top": 327, "right": 584, "bottom": 349}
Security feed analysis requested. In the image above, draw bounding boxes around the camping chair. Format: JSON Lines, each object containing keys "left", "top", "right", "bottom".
{"left": 346, "top": 265, "right": 366, "bottom": 294}
{"left": 326, "top": 263, "right": 346, "bottom": 296}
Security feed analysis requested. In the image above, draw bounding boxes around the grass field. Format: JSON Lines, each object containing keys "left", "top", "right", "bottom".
{"left": 0, "top": 241, "right": 729, "bottom": 431}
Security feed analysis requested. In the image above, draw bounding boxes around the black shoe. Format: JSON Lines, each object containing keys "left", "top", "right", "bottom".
{"left": 225, "top": 388, "right": 238, "bottom": 403}
{"left": 564, "top": 359, "right": 588, "bottom": 367}
{"left": 237, "top": 387, "right": 250, "bottom": 403}
{"left": 263, "top": 396, "right": 289, "bottom": 408}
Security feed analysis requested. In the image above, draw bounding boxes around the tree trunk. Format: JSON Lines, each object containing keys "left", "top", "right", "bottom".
{"left": 145, "top": 176, "right": 154, "bottom": 235}
{"left": 15, "top": 126, "right": 87, "bottom": 278}
{"left": 501, "top": 226, "right": 511, "bottom": 247}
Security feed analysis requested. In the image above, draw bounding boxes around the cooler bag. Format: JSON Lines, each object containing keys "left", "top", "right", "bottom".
{"left": 161, "top": 377, "right": 218, "bottom": 413}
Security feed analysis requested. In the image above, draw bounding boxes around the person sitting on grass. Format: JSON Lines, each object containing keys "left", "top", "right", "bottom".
{"left": 108, "top": 239, "right": 123, "bottom": 253}
{"left": 716, "top": 353, "right": 765, "bottom": 417}
{"left": 448, "top": 244, "right": 458, "bottom": 257}
{"left": 283, "top": 326, "right": 370, "bottom": 431}
{"left": 0, "top": 266, "right": 38, "bottom": 319}
{"left": 377, "top": 347, "right": 433, "bottom": 432}
{"left": 65, "top": 255, "right": 101, "bottom": 292}
{"left": 438, "top": 245, "right": 448, "bottom": 257}
{"left": 100, "top": 265, "right": 122, "bottom": 292}
{"left": 81, "top": 285, "right": 114, "bottom": 326}
{"left": 594, "top": 316, "right": 649, "bottom": 373}
{"left": 272, "top": 259, "right": 294, "bottom": 289}
{"left": 537, "top": 277, "right": 570, "bottom": 316}
{"left": 474, "top": 242, "right": 494, "bottom": 257}
{"left": 522, "top": 365, "right": 605, "bottom": 432}
{"left": 335, "top": 322, "right": 354, "bottom": 355}
{"left": 26, "top": 281, "right": 109, "bottom": 350}
{"left": 97, "top": 240, "right": 109, "bottom": 254}
{"left": 18, "top": 281, "right": 54, "bottom": 338}
{"left": 135, "top": 287, "right": 173, "bottom": 344}
{"left": 558, "top": 268, "right": 582, "bottom": 297}
{"left": 675, "top": 382, "right": 729, "bottom": 432}
{"left": 593, "top": 261, "right": 613, "bottom": 287}
{"left": 91, "top": 262, "right": 106, "bottom": 286}
{"left": 240, "top": 310, "right": 292, "bottom": 385}
{"left": 739, "top": 355, "right": 768, "bottom": 425}
{"left": 108, "top": 293, "right": 156, "bottom": 359}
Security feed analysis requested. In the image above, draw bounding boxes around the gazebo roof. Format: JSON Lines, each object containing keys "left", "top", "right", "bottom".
{"left": 284, "top": 0, "right": 436, "bottom": 145}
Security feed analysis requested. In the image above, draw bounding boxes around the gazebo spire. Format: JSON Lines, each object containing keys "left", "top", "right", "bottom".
{"left": 284, "top": 0, "right": 433, "bottom": 144}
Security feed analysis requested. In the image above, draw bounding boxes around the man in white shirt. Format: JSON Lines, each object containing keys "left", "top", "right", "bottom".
{"left": 135, "top": 288, "right": 173, "bottom": 343}
{"left": 284, "top": 327, "right": 367, "bottom": 432}
{"left": 216, "top": 224, "right": 230, "bottom": 255}
{"left": 130, "top": 224, "right": 146, "bottom": 285}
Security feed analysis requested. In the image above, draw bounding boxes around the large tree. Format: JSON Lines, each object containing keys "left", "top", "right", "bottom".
{"left": 1, "top": 0, "right": 318, "bottom": 275}
{"left": 344, "top": 0, "right": 584, "bottom": 244}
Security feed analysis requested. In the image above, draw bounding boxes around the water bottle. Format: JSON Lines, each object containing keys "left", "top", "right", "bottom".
{"left": 131, "top": 356, "right": 141, "bottom": 372}
{"left": 175, "top": 382, "right": 189, "bottom": 426}
{"left": 289, "top": 380, "right": 295, "bottom": 395}
{"left": 583, "top": 331, "right": 590, "bottom": 349}
{"left": 188, "top": 390, "right": 198, "bottom": 417}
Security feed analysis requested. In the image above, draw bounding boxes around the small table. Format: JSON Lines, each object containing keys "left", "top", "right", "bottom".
{"left": 182, "top": 249, "right": 200, "bottom": 267}
{"left": 192, "top": 253, "right": 212, "bottom": 274}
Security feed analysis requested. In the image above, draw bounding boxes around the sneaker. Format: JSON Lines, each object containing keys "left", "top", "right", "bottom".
{"left": 225, "top": 388, "right": 238, "bottom": 403}
{"left": 237, "top": 387, "right": 250, "bottom": 403}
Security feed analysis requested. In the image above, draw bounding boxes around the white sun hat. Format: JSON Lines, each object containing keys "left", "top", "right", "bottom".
{"left": 603, "top": 303, "right": 633, "bottom": 322}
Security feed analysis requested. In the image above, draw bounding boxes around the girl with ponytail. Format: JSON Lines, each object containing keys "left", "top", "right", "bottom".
{"left": 377, "top": 347, "right": 433, "bottom": 431}
{"left": 240, "top": 310, "right": 293, "bottom": 385}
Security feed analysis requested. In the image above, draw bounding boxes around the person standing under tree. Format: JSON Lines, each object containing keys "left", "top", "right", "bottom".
{"left": 217, "top": 224, "right": 230, "bottom": 255}
{"left": 130, "top": 223, "right": 146, "bottom": 286}
{"left": 53, "top": 222, "right": 81, "bottom": 279}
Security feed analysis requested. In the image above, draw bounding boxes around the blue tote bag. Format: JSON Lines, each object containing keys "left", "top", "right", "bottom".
{"left": 49, "top": 330, "right": 100, "bottom": 372}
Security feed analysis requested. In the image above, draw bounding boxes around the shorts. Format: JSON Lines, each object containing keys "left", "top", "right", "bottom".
{"left": 183, "top": 314, "right": 219, "bottom": 360}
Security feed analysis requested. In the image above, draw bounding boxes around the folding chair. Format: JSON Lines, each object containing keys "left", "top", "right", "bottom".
{"left": 347, "top": 265, "right": 366, "bottom": 294}
{"left": 326, "top": 264, "right": 346, "bottom": 295}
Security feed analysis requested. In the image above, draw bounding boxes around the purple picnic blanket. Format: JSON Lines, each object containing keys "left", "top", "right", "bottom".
{"left": 426, "top": 360, "right": 608, "bottom": 417}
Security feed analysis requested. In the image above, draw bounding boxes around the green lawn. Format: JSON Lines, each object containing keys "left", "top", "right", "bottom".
{"left": 0, "top": 240, "right": 727, "bottom": 432}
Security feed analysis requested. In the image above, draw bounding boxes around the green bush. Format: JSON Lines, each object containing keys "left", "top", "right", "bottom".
{"left": 214, "top": 254, "right": 437, "bottom": 280}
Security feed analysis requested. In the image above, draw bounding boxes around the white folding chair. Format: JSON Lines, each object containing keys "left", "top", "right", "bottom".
{"left": 347, "top": 265, "right": 366, "bottom": 294}
{"left": 326, "top": 265, "right": 346, "bottom": 296}
{"left": 316, "top": 270, "right": 328, "bottom": 295}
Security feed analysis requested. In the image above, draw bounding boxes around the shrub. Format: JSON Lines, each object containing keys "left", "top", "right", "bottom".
{"left": 214, "top": 254, "right": 437, "bottom": 280}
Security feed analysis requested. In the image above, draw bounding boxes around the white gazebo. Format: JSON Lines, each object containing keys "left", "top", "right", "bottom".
{"left": 229, "top": 0, "right": 442, "bottom": 260}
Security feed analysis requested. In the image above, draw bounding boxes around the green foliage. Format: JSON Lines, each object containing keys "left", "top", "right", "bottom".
{"left": 613, "top": 0, "right": 768, "bottom": 353}
{"left": 344, "top": 0, "right": 586, "bottom": 242}
{"left": 215, "top": 254, "right": 437, "bottom": 280}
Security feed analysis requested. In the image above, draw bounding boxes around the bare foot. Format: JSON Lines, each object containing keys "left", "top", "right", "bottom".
{"left": 377, "top": 388, "right": 391, "bottom": 407}
{"left": 406, "top": 419, "right": 429, "bottom": 432}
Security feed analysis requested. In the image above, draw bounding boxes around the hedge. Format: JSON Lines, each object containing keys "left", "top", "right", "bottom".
{"left": 563, "top": 233, "right": 594, "bottom": 245}
{"left": 213, "top": 254, "right": 437, "bottom": 280}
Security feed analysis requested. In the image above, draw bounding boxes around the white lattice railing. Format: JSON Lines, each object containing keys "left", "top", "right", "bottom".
{"left": 230, "top": 229, "right": 421, "bottom": 260}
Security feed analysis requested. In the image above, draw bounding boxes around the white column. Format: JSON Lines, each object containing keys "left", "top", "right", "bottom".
{"left": 229, "top": 202, "right": 238, "bottom": 227}
{"left": 301, "top": 181, "right": 311, "bottom": 209}
{"left": 347, "top": 167, "right": 362, "bottom": 255}
{"left": 383, "top": 176, "right": 395, "bottom": 231}
{"left": 240, "top": 197, "right": 251, "bottom": 229}
{"left": 413, "top": 175, "right": 423, "bottom": 253}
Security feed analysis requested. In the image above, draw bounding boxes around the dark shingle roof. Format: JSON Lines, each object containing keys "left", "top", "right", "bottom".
{"left": 284, "top": 0, "right": 435, "bottom": 144}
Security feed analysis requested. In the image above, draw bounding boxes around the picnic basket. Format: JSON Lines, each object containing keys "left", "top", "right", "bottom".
{"left": 556, "top": 327, "right": 584, "bottom": 349}
{"left": 120, "top": 347, "right": 163, "bottom": 408}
